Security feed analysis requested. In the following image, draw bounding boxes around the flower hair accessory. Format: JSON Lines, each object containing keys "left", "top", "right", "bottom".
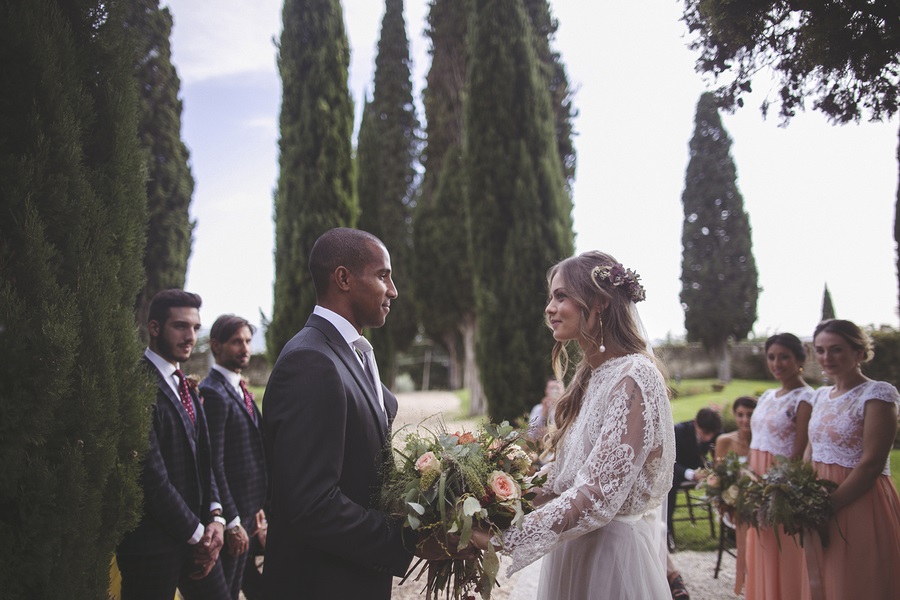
{"left": 592, "top": 263, "right": 646, "bottom": 303}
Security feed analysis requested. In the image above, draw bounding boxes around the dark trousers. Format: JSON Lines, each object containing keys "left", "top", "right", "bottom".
{"left": 117, "top": 547, "right": 229, "bottom": 600}
{"left": 221, "top": 546, "right": 249, "bottom": 600}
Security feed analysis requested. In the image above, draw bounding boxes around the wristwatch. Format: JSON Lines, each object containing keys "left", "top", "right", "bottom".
{"left": 227, "top": 524, "right": 242, "bottom": 535}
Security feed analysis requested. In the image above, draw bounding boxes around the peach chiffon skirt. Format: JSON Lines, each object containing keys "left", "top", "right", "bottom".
{"left": 802, "top": 462, "right": 900, "bottom": 600}
{"left": 744, "top": 450, "right": 806, "bottom": 600}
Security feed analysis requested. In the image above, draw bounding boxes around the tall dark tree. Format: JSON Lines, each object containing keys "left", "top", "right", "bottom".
{"left": 682, "top": 0, "right": 900, "bottom": 322}
{"left": 130, "top": 0, "right": 195, "bottom": 339}
{"left": 0, "top": 1, "right": 153, "bottom": 597}
{"left": 822, "top": 283, "right": 836, "bottom": 321}
{"left": 413, "top": 0, "right": 477, "bottom": 398}
{"left": 466, "top": 0, "right": 574, "bottom": 420}
{"left": 680, "top": 93, "right": 759, "bottom": 381}
{"left": 268, "top": 0, "right": 356, "bottom": 360}
{"left": 523, "top": 0, "right": 577, "bottom": 195}
{"left": 356, "top": 0, "right": 420, "bottom": 386}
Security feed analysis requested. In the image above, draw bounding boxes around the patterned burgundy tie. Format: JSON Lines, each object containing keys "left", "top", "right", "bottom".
{"left": 239, "top": 379, "right": 255, "bottom": 415}
{"left": 173, "top": 369, "right": 196, "bottom": 423}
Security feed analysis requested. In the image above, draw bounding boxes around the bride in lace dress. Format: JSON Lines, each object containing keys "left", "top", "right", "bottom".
{"left": 803, "top": 319, "right": 900, "bottom": 600}
{"left": 480, "top": 251, "right": 675, "bottom": 599}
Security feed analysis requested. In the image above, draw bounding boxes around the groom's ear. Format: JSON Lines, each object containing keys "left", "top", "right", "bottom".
{"left": 334, "top": 266, "right": 352, "bottom": 292}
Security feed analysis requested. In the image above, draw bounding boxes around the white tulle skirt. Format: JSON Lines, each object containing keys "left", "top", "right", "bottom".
{"left": 536, "top": 511, "right": 670, "bottom": 600}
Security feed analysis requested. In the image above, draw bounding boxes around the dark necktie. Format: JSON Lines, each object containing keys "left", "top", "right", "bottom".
{"left": 239, "top": 379, "right": 255, "bottom": 416}
{"left": 174, "top": 369, "right": 196, "bottom": 423}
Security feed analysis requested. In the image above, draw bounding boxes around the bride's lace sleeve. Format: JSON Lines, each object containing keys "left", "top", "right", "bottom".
{"left": 500, "top": 374, "right": 663, "bottom": 573}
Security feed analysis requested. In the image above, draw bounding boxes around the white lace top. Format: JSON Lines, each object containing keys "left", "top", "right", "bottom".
{"left": 499, "top": 354, "right": 675, "bottom": 573}
{"left": 749, "top": 386, "right": 814, "bottom": 457}
{"left": 808, "top": 380, "right": 900, "bottom": 475}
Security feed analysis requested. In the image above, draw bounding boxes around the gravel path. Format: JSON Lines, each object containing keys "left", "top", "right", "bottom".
{"left": 389, "top": 392, "right": 743, "bottom": 599}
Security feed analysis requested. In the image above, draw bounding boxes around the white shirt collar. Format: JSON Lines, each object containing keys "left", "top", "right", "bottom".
{"left": 144, "top": 347, "right": 180, "bottom": 395}
{"left": 212, "top": 363, "right": 243, "bottom": 393}
{"left": 313, "top": 305, "right": 362, "bottom": 347}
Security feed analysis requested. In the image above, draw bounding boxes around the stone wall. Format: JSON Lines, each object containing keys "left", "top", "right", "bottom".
{"left": 656, "top": 341, "right": 824, "bottom": 383}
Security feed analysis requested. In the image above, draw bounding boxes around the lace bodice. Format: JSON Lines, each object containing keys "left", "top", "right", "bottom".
{"left": 749, "top": 386, "right": 814, "bottom": 457}
{"left": 500, "top": 354, "right": 675, "bottom": 573}
{"left": 808, "top": 380, "right": 900, "bottom": 475}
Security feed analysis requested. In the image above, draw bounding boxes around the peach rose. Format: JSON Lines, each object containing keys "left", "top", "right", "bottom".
{"left": 454, "top": 431, "right": 476, "bottom": 445}
{"left": 706, "top": 474, "right": 720, "bottom": 488}
{"left": 488, "top": 471, "right": 521, "bottom": 501}
{"left": 415, "top": 451, "right": 441, "bottom": 474}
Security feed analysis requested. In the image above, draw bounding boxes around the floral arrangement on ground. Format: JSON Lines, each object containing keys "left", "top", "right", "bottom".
{"left": 381, "top": 421, "right": 544, "bottom": 600}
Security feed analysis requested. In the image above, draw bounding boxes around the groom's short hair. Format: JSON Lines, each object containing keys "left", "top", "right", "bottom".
{"left": 309, "top": 228, "right": 384, "bottom": 296}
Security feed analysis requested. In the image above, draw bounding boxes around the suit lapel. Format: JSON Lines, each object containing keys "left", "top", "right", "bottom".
{"left": 211, "top": 368, "right": 258, "bottom": 426}
{"left": 145, "top": 358, "right": 198, "bottom": 452}
{"left": 308, "top": 314, "right": 389, "bottom": 441}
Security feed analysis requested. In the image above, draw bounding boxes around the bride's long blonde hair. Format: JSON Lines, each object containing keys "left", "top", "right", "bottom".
{"left": 547, "top": 251, "right": 661, "bottom": 451}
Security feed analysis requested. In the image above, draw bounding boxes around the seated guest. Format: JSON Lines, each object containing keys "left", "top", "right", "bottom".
{"left": 714, "top": 396, "right": 757, "bottom": 461}
{"left": 713, "top": 396, "right": 757, "bottom": 596}
{"left": 667, "top": 407, "right": 723, "bottom": 541}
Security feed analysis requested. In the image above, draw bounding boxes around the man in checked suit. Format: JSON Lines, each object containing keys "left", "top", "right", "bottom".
{"left": 116, "top": 289, "right": 229, "bottom": 600}
{"left": 263, "top": 228, "right": 415, "bottom": 599}
{"left": 200, "top": 314, "right": 267, "bottom": 599}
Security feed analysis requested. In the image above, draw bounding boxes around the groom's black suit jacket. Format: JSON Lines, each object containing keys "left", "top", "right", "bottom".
{"left": 262, "top": 314, "right": 413, "bottom": 599}
{"left": 118, "top": 358, "right": 220, "bottom": 556}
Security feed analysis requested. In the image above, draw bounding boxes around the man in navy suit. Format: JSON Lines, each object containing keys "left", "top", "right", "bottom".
{"left": 667, "top": 407, "right": 723, "bottom": 541}
{"left": 200, "top": 314, "right": 267, "bottom": 600}
{"left": 263, "top": 228, "right": 415, "bottom": 599}
{"left": 116, "top": 289, "right": 229, "bottom": 600}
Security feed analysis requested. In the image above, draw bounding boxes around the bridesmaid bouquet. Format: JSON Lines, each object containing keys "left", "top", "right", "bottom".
{"left": 381, "top": 421, "right": 544, "bottom": 600}
{"left": 758, "top": 458, "right": 838, "bottom": 548}
{"left": 701, "top": 452, "right": 763, "bottom": 526}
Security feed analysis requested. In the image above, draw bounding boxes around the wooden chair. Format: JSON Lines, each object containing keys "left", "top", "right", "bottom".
{"left": 670, "top": 480, "right": 716, "bottom": 545}
{"left": 714, "top": 511, "right": 737, "bottom": 578}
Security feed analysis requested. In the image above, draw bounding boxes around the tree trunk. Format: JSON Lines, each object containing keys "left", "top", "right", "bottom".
{"left": 460, "top": 313, "right": 485, "bottom": 415}
{"left": 894, "top": 121, "right": 900, "bottom": 324}
{"left": 441, "top": 331, "right": 462, "bottom": 390}
{"left": 714, "top": 339, "right": 732, "bottom": 382}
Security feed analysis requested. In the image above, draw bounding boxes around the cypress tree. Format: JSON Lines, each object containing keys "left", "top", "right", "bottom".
{"left": 522, "top": 0, "right": 577, "bottom": 195}
{"left": 131, "top": 0, "right": 195, "bottom": 339}
{"left": 0, "top": 1, "right": 152, "bottom": 597}
{"left": 413, "top": 0, "right": 478, "bottom": 399}
{"left": 680, "top": 92, "right": 758, "bottom": 381}
{"left": 465, "top": 0, "right": 574, "bottom": 420}
{"left": 268, "top": 0, "right": 356, "bottom": 360}
{"left": 356, "top": 0, "right": 420, "bottom": 386}
{"left": 822, "top": 283, "right": 836, "bottom": 320}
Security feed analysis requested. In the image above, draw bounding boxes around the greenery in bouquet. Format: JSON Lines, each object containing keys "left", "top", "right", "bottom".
{"left": 700, "top": 452, "right": 763, "bottom": 528}
{"left": 758, "top": 457, "right": 839, "bottom": 549}
{"left": 381, "top": 421, "right": 544, "bottom": 599}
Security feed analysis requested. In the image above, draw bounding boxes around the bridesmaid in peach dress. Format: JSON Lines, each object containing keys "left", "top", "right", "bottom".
{"left": 804, "top": 319, "right": 900, "bottom": 600}
{"left": 744, "top": 333, "right": 813, "bottom": 600}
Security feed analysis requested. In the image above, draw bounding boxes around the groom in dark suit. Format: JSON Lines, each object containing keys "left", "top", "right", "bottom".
{"left": 263, "top": 228, "right": 414, "bottom": 599}
{"left": 200, "top": 314, "right": 267, "bottom": 599}
{"left": 116, "top": 289, "right": 229, "bottom": 600}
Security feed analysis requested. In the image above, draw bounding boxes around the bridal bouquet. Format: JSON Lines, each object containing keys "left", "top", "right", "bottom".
{"left": 381, "top": 421, "right": 543, "bottom": 599}
{"left": 758, "top": 458, "right": 838, "bottom": 548}
{"left": 701, "top": 452, "right": 763, "bottom": 527}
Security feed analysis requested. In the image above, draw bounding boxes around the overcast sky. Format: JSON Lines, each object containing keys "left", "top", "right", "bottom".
{"left": 164, "top": 0, "right": 899, "bottom": 345}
